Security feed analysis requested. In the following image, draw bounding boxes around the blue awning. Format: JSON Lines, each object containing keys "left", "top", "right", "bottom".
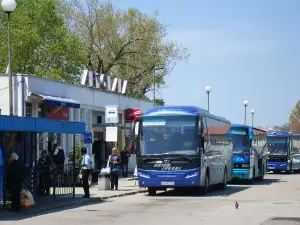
{"left": 0, "top": 115, "right": 85, "bottom": 134}
{"left": 28, "top": 92, "right": 80, "bottom": 109}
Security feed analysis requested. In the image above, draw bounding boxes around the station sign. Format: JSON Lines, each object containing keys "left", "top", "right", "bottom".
{"left": 105, "top": 105, "right": 119, "bottom": 124}
{"left": 80, "top": 70, "right": 128, "bottom": 95}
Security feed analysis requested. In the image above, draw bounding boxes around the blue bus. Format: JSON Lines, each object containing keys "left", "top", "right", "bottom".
{"left": 130, "top": 106, "right": 233, "bottom": 196}
{"left": 267, "top": 131, "right": 300, "bottom": 173}
{"left": 227, "top": 125, "right": 268, "bottom": 183}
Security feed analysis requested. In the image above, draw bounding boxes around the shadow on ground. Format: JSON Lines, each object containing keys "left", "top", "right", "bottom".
{"left": 230, "top": 177, "right": 285, "bottom": 186}
{"left": 152, "top": 184, "right": 250, "bottom": 198}
{"left": 0, "top": 194, "right": 112, "bottom": 221}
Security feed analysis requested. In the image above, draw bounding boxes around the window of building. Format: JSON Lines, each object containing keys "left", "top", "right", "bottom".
{"left": 26, "top": 102, "right": 32, "bottom": 117}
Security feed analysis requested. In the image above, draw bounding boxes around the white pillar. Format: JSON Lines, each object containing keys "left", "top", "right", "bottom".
{"left": 32, "top": 103, "right": 39, "bottom": 118}
{"left": 122, "top": 112, "right": 125, "bottom": 150}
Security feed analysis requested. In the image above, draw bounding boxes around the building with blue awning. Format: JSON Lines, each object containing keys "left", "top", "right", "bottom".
{"left": 0, "top": 73, "right": 153, "bottom": 173}
{"left": 0, "top": 115, "right": 85, "bottom": 204}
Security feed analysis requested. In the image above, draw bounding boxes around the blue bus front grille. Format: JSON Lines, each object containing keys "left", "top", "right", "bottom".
{"left": 137, "top": 168, "right": 201, "bottom": 188}
{"left": 268, "top": 162, "right": 287, "bottom": 171}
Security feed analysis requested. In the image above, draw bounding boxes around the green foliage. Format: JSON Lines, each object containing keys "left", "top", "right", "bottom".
{"left": 154, "top": 98, "right": 165, "bottom": 106}
{"left": 62, "top": 0, "right": 189, "bottom": 99}
{"left": 0, "top": 0, "right": 85, "bottom": 83}
{"left": 0, "top": 0, "right": 189, "bottom": 103}
{"left": 68, "top": 143, "right": 82, "bottom": 166}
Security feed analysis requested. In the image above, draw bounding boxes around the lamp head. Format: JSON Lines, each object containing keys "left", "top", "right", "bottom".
{"left": 205, "top": 86, "right": 212, "bottom": 93}
{"left": 244, "top": 100, "right": 249, "bottom": 106}
{"left": 1, "top": 0, "right": 17, "bottom": 13}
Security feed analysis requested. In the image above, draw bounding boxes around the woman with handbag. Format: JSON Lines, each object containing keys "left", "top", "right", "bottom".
{"left": 109, "top": 147, "right": 121, "bottom": 190}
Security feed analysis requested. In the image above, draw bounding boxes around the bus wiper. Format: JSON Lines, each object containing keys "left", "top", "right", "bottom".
{"left": 161, "top": 153, "right": 193, "bottom": 162}
{"left": 161, "top": 153, "right": 183, "bottom": 156}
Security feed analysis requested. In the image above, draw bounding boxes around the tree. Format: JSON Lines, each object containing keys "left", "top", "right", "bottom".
{"left": 289, "top": 100, "right": 300, "bottom": 133}
{"left": 61, "top": 0, "right": 189, "bottom": 99}
{"left": 68, "top": 142, "right": 82, "bottom": 166}
{"left": 154, "top": 98, "right": 165, "bottom": 106}
{"left": 273, "top": 123, "right": 291, "bottom": 132}
{"left": 0, "top": 0, "right": 85, "bottom": 83}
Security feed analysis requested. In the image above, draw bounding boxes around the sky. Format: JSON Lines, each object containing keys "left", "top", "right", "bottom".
{"left": 110, "top": 0, "right": 300, "bottom": 127}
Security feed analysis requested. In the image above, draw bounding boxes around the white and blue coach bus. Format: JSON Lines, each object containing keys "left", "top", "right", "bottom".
{"left": 130, "top": 106, "right": 233, "bottom": 196}
{"left": 267, "top": 131, "right": 300, "bottom": 173}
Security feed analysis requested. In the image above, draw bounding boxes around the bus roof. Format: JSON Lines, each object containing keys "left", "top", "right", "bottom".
{"left": 231, "top": 124, "right": 266, "bottom": 133}
{"left": 228, "top": 124, "right": 266, "bottom": 138}
{"left": 266, "top": 130, "right": 300, "bottom": 137}
{"left": 142, "top": 106, "right": 230, "bottom": 123}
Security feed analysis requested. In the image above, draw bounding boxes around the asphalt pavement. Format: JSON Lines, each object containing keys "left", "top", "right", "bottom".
{"left": 2, "top": 173, "right": 300, "bottom": 225}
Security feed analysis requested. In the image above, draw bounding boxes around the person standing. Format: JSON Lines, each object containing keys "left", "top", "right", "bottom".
{"left": 7, "top": 153, "right": 24, "bottom": 213}
{"left": 121, "top": 146, "right": 131, "bottom": 177}
{"left": 109, "top": 148, "right": 120, "bottom": 190}
{"left": 37, "top": 150, "right": 51, "bottom": 196}
{"left": 80, "top": 147, "right": 91, "bottom": 198}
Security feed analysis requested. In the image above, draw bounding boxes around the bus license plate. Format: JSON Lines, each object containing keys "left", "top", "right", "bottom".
{"left": 161, "top": 181, "right": 175, "bottom": 186}
{"left": 269, "top": 167, "right": 275, "bottom": 169}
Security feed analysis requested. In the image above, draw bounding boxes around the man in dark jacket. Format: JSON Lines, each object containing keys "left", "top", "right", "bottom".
{"left": 120, "top": 146, "right": 131, "bottom": 177}
{"left": 37, "top": 150, "right": 52, "bottom": 196}
{"left": 7, "top": 153, "right": 24, "bottom": 213}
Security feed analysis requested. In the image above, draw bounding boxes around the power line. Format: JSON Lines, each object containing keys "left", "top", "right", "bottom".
{"left": 0, "top": 81, "right": 20, "bottom": 92}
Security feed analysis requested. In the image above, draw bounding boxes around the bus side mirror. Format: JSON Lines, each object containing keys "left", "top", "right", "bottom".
{"left": 201, "top": 137, "right": 205, "bottom": 153}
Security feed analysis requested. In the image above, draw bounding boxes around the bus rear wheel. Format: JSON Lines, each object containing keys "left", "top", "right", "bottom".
{"left": 148, "top": 188, "right": 157, "bottom": 196}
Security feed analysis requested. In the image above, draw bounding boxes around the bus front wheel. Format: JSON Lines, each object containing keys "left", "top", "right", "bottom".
{"left": 250, "top": 168, "right": 255, "bottom": 184}
{"left": 148, "top": 188, "right": 157, "bottom": 196}
{"left": 201, "top": 173, "right": 209, "bottom": 195}
{"left": 220, "top": 168, "right": 227, "bottom": 190}
{"left": 287, "top": 162, "right": 292, "bottom": 174}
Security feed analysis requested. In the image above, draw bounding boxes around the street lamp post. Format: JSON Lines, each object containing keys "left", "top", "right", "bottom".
{"left": 1, "top": 0, "right": 17, "bottom": 116}
{"left": 251, "top": 109, "right": 255, "bottom": 127}
{"left": 205, "top": 86, "right": 212, "bottom": 112}
{"left": 244, "top": 100, "right": 248, "bottom": 125}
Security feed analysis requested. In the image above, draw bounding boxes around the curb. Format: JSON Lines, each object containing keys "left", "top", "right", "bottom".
{"left": 99, "top": 189, "right": 147, "bottom": 200}
{"left": 0, "top": 189, "right": 148, "bottom": 220}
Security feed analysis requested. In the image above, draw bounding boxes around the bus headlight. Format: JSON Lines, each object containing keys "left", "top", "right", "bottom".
{"left": 185, "top": 171, "right": 199, "bottom": 178}
{"left": 138, "top": 172, "right": 150, "bottom": 179}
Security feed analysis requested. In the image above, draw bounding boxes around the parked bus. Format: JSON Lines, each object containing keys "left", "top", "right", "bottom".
{"left": 267, "top": 131, "right": 300, "bottom": 173}
{"left": 130, "top": 106, "right": 233, "bottom": 196}
{"left": 227, "top": 125, "right": 268, "bottom": 183}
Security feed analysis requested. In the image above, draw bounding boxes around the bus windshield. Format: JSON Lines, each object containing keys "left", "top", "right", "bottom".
{"left": 140, "top": 116, "right": 198, "bottom": 156}
{"left": 231, "top": 128, "right": 250, "bottom": 154}
{"left": 267, "top": 136, "right": 288, "bottom": 155}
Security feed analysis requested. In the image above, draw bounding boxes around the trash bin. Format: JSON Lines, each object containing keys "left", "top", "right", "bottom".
{"left": 98, "top": 175, "right": 110, "bottom": 190}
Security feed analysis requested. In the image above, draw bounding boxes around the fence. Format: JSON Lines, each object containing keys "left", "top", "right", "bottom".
{"left": 22, "top": 163, "right": 79, "bottom": 200}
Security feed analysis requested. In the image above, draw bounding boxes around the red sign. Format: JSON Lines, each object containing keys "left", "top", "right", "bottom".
{"left": 47, "top": 105, "right": 69, "bottom": 121}
{"left": 125, "top": 108, "right": 141, "bottom": 122}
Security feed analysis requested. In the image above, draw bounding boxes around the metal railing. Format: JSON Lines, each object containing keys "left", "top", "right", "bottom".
{"left": 27, "top": 163, "right": 78, "bottom": 199}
